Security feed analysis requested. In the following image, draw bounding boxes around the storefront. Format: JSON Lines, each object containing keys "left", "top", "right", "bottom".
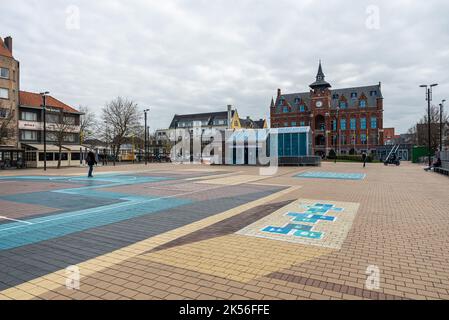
{"left": 0, "top": 149, "right": 25, "bottom": 169}
{"left": 22, "top": 144, "right": 89, "bottom": 168}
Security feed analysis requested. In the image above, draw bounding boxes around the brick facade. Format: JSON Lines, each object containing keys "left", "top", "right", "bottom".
{"left": 270, "top": 62, "right": 384, "bottom": 156}
{"left": 0, "top": 37, "right": 20, "bottom": 149}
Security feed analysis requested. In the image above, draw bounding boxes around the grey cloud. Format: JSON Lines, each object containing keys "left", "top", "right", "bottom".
{"left": 1, "top": 0, "right": 448, "bottom": 133}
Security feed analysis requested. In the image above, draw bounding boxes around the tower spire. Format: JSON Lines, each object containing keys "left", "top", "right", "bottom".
{"left": 310, "top": 60, "right": 331, "bottom": 90}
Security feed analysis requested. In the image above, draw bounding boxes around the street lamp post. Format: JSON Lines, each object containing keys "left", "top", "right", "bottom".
{"left": 440, "top": 100, "right": 446, "bottom": 153}
{"left": 144, "top": 109, "right": 150, "bottom": 165}
{"left": 40, "top": 92, "right": 49, "bottom": 171}
{"left": 335, "top": 106, "right": 340, "bottom": 164}
{"left": 420, "top": 84, "right": 438, "bottom": 168}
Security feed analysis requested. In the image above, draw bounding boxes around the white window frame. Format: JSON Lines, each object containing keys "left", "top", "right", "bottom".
{"left": 0, "top": 67, "right": 9, "bottom": 79}
{"left": 21, "top": 111, "right": 38, "bottom": 121}
{"left": 21, "top": 130, "right": 38, "bottom": 141}
{"left": 0, "top": 88, "right": 9, "bottom": 99}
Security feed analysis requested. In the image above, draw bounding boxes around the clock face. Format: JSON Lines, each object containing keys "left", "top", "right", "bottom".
{"left": 316, "top": 101, "right": 323, "bottom": 108}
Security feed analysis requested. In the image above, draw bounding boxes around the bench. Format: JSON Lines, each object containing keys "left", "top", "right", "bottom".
{"left": 434, "top": 161, "right": 449, "bottom": 176}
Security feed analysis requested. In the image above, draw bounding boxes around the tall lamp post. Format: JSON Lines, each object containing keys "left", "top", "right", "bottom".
{"left": 440, "top": 100, "right": 446, "bottom": 153}
{"left": 40, "top": 91, "right": 49, "bottom": 171}
{"left": 335, "top": 106, "right": 340, "bottom": 164}
{"left": 144, "top": 109, "right": 150, "bottom": 165}
{"left": 420, "top": 84, "right": 438, "bottom": 168}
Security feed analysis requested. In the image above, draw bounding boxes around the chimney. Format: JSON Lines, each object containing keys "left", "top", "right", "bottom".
{"left": 227, "top": 105, "right": 232, "bottom": 129}
{"left": 4, "top": 36, "right": 12, "bottom": 54}
{"left": 277, "top": 88, "right": 281, "bottom": 97}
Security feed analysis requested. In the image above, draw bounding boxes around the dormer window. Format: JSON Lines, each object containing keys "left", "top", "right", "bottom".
{"left": 294, "top": 97, "right": 301, "bottom": 104}
{"left": 332, "top": 94, "right": 339, "bottom": 99}
{"left": 370, "top": 90, "right": 378, "bottom": 97}
{"left": 278, "top": 98, "right": 284, "bottom": 106}
{"left": 351, "top": 92, "right": 358, "bottom": 99}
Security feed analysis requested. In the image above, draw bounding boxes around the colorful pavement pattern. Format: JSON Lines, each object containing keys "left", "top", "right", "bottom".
{"left": 296, "top": 171, "right": 366, "bottom": 180}
{"left": 1, "top": 163, "right": 449, "bottom": 300}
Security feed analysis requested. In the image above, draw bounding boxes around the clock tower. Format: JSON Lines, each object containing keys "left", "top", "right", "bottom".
{"left": 309, "top": 61, "right": 332, "bottom": 156}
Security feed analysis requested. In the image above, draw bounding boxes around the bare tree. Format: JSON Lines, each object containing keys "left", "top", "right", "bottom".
{"left": 408, "top": 105, "right": 449, "bottom": 151}
{"left": 0, "top": 110, "right": 16, "bottom": 146}
{"left": 49, "top": 110, "right": 78, "bottom": 169}
{"left": 101, "top": 97, "right": 141, "bottom": 165}
{"left": 79, "top": 105, "right": 96, "bottom": 143}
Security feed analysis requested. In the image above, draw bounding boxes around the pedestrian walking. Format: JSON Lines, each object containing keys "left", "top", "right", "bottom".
{"left": 86, "top": 151, "right": 97, "bottom": 178}
{"left": 362, "top": 152, "right": 367, "bottom": 168}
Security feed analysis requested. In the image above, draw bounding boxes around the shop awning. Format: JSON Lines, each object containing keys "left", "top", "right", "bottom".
{"left": 22, "top": 144, "right": 69, "bottom": 152}
{"left": 62, "top": 145, "right": 91, "bottom": 151}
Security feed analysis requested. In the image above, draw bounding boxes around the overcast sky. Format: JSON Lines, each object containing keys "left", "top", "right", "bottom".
{"left": 2, "top": 0, "right": 449, "bottom": 133}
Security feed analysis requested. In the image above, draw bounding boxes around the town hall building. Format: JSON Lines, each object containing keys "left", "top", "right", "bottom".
{"left": 270, "top": 62, "right": 384, "bottom": 157}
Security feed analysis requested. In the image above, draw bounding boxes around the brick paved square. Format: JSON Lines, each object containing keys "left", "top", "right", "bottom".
{"left": 0, "top": 162, "right": 448, "bottom": 301}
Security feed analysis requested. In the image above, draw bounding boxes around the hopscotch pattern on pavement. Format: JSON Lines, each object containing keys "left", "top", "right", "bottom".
{"left": 237, "top": 199, "right": 359, "bottom": 249}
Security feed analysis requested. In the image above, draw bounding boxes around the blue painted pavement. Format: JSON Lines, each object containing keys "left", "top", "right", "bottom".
{"left": 0, "top": 174, "right": 191, "bottom": 250}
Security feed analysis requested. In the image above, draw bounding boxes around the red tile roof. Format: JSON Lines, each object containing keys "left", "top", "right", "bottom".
{"left": 19, "top": 91, "right": 80, "bottom": 113}
{"left": 0, "top": 37, "right": 13, "bottom": 58}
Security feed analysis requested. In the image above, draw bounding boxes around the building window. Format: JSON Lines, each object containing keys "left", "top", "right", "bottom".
{"left": 340, "top": 119, "right": 347, "bottom": 130}
{"left": 361, "top": 134, "right": 367, "bottom": 144}
{"left": 46, "top": 132, "right": 57, "bottom": 142}
{"left": 341, "top": 135, "right": 347, "bottom": 145}
{"left": 339, "top": 101, "right": 347, "bottom": 109}
{"left": 291, "top": 121, "right": 297, "bottom": 126}
{"left": 46, "top": 114, "right": 60, "bottom": 123}
{"left": 361, "top": 118, "right": 367, "bottom": 130}
{"left": 350, "top": 118, "right": 357, "bottom": 130}
{"left": 360, "top": 100, "right": 366, "bottom": 108}
{"left": 0, "top": 108, "right": 9, "bottom": 118}
{"left": 21, "top": 111, "right": 37, "bottom": 121}
{"left": 278, "top": 99, "right": 284, "bottom": 106}
{"left": 63, "top": 134, "right": 76, "bottom": 142}
{"left": 299, "top": 105, "right": 305, "bottom": 112}
{"left": 0, "top": 88, "right": 9, "bottom": 99}
{"left": 370, "top": 90, "right": 378, "bottom": 97}
{"left": 351, "top": 92, "right": 358, "bottom": 99}
{"left": 332, "top": 94, "right": 339, "bottom": 100}
{"left": 20, "top": 130, "right": 38, "bottom": 141}
{"left": 63, "top": 116, "right": 76, "bottom": 125}
{"left": 284, "top": 122, "right": 288, "bottom": 127}
{"left": 295, "top": 97, "right": 301, "bottom": 104}
{"left": 300, "top": 121, "right": 305, "bottom": 126}
{"left": 371, "top": 117, "right": 377, "bottom": 129}
{"left": 0, "top": 67, "right": 9, "bottom": 79}
{"left": 332, "top": 120, "right": 337, "bottom": 131}
{"left": 283, "top": 106, "right": 289, "bottom": 113}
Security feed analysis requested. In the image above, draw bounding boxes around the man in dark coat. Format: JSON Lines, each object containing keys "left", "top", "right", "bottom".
{"left": 362, "top": 152, "right": 367, "bottom": 168}
{"left": 86, "top": 151, "right": 97, "bottom": 178}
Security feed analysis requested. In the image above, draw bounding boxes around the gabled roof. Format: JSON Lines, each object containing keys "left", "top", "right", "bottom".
{"left": 19, "top": 91, "right": 80, "bottom": 114}
{"left": 253, "top": 119, "right": 266, "bottom": 129}
{"left": 0, "top": 37, "right": 13, "bottom": 58}
{"left": 169, "top": 110, "right": 235, "bottom": 128}
{"left": 275, "top": 84, "right": 382, "bottom": 111}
